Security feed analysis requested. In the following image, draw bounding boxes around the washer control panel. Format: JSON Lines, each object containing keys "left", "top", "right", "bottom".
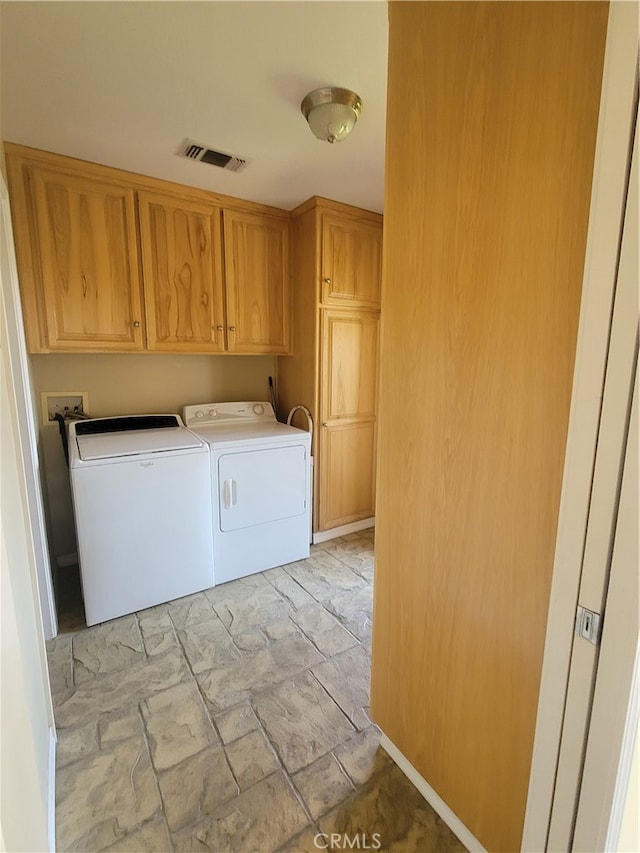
{"left": 183, "top": 401, "right": 276, "bottom": 427}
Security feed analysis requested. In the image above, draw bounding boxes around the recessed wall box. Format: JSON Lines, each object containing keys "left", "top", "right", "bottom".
{"left": 41, "top": 392, "right": 89, "bottom": 428}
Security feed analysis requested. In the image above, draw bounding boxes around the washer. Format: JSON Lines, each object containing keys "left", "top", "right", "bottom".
{"left": 69, "top": 414, "right": 214, "bottom": 626}
{"left": 183, "top": 402, "right": 311, "bottom": 584}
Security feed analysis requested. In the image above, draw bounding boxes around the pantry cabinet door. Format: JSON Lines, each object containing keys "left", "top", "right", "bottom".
{"left": 320, "top": 309, "right": 379, "bottom": 421}
{"left": 138, "top": 192, "right": 226, "bottom": 352}
{"left": 31, "top": 167, "right": 145, "bottom": 351}
{"left": 319, "top": 420, "right": 377, "bottom": 530}
{"left": 223, "top": 209, "right": 291, "bottom": 354}
{"left": 319, "top": 309, "right": 379, "bottom": 529}
{"left": 321, "top": 214, "right": 382, "bottom": 308}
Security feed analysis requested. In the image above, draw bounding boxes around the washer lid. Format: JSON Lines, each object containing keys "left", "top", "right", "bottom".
{"left": 73, "top": 415, "right": 204, "bottom": 461}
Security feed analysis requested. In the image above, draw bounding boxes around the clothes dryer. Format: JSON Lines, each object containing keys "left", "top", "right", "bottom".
{"left": 183, "top": 402, "right": 311, "bottom": 584}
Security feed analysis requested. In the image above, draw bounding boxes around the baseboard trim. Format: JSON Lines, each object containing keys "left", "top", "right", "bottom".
{"left": 379, "top": 733, "right": 486, "bottom": 853}
{"left": 313, "top": 517, "right": 375, "bottom": 544}
{"left": 48, "top": 725, "right": 56, "bottom": 851}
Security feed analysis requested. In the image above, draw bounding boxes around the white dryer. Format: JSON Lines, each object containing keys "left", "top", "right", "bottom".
{"left": 69, "top": 415, "right": 214, "bottom": 625}
{"left": 183, "top": 402, "right": 311, "bottom": 585}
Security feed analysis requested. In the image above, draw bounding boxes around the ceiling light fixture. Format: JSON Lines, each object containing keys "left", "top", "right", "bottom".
{"left": 300, "top": 87, "right": 362, "bottom": 144}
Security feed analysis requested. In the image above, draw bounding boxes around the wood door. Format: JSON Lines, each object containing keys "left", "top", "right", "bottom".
{"left": 321, "top": 214, "right": 381, "bottom": 308}
{"left": 319, "top": 421, "right": 376, "bottom": 530}
{"left": 223, "top": 209, "right": 291, "bottom": 354}
{"left": 370, "top": 3, "right": 608, "bottom": 852}
{"left": 320, "top": 309, "right": 378, "bottom": 421}
{"left": 138, "top": 191, "right": 225, "bottom": 352}
{"left": 319, "top": 309, "right": 378, "bottom": 530}
{"left": 31, "top": 167, "right": 144, "bottom": 350}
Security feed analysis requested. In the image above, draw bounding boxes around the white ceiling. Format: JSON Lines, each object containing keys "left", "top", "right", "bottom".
{"left": 1, "top": 1, "right": 388, "bottom": 213}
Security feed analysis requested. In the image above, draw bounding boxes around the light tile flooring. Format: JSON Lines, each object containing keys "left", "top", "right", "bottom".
{"left": 47, "top": 531, "right": 467, "bottom": 853}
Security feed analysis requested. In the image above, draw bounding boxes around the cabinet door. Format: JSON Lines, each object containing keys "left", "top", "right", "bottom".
{"left": 319, "top": 309, "right": 379, "bottom": 530}
{"left": 138, "top": 192, "right": 225, "bottom": 352}
{"left": 321, "top": 214, "right": 382, "bottom": 308}
{"left": 319, "top": 421, "right": 377, "bottom": 530}
{"left": 31, "top": 167, "right": 144, "bottom": 350}
{"left": 223, "top": 209, "right": 291, "bottom": 354}
{"left": 320, "top": 309, "right": 379, "bottom": 420}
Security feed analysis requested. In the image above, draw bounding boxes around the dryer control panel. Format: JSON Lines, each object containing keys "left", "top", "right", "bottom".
{"left": 183, "top": 402, "right": 276, "bottom": 427}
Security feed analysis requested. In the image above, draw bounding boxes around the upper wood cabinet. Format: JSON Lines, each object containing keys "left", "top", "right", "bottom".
{"left": 138, "top": 191, "right": 226, "bottom": 353}
{"left": 321, "top": 213, "right": 382, "bottom": 308}
{"left": 29, "top": 166, "right": 145, "bottom": 351}
{"left": 5, "top": 144, "right": 291, "bottom": 355}
{"left": 223, "top": 209, "right": 291, "bottom": 354}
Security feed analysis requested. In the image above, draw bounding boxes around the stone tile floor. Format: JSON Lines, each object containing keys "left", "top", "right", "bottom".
{"left": 47, "top": 531, "right": 467, "bottom": 853}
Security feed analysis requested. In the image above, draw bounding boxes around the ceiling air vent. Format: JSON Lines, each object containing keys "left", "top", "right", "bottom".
{"left": 179, "top": 140, "right": 249, "bottom": 173}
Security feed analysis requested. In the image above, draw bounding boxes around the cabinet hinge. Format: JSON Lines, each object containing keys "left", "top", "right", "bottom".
{"left": 576, "top": 605, "right": 602, "bottom": 646}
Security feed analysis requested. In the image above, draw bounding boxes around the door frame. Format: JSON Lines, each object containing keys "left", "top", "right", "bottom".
{"left": 1, "top": 172, "right": 57, "bottom": 849}
{"left": 522, "top": 4, "right": 638, "bottom": 848}
{"left": 573, "top": 364, "right": 638, "bottom": 850}
{"left": 548, "top": 100, "right": 638, "bottom": 851}
{"left": 0, "top": 175, "right": 57, "bottom": 639}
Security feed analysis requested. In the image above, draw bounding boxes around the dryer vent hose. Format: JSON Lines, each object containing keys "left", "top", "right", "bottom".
{"left": 286, "top": 405, "right": 313, "bottom": 439}
{"left": 55, "top": 410, "right": 91, "bottom": 466}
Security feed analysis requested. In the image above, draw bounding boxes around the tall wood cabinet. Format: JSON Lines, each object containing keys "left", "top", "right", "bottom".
{"left": 277, "top": 197, "right": 382, "bottom": 536}
{"left": 5, "top": 144, "right": 291, "bottom": 355}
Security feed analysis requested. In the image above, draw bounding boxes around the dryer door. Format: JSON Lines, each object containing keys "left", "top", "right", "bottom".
{"left": 218, "top": 444, "right": 307, "bottom": 531}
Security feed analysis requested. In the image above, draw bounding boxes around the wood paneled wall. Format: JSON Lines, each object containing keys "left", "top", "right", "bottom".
{"left": 370, "top": 3, "right": 608, "bottom": 851}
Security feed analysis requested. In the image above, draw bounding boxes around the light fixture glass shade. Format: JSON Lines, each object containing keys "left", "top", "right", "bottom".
{"left": 301, "top": 87, "right": 362, "bottom": 143}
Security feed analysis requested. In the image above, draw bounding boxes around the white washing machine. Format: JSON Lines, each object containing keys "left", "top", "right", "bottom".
{"left": 183, "top": 402, "right": 311, "bottom": 585}
{"left": 69, "top": 415, "right": 214, "bottom": 626}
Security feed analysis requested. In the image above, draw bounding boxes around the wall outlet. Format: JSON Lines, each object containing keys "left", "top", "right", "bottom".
{"left": 41, "top": 392, "right": 89, "bottom": 427}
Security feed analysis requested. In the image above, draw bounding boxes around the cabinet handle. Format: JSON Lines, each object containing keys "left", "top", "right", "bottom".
{"left": 229, "top": 326, "right": 236, "bottom": 332}
{"left": 323, "top": 277, "right": 332, "bottom": 285}
{"left": 322, "top": 422, "right": 328, "bottom": 427}
{"left": 216, "top": 325, "right": 224, "bottom": 331}
{"left": 132, "top": 321, "right": 141, "bottom": 328}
